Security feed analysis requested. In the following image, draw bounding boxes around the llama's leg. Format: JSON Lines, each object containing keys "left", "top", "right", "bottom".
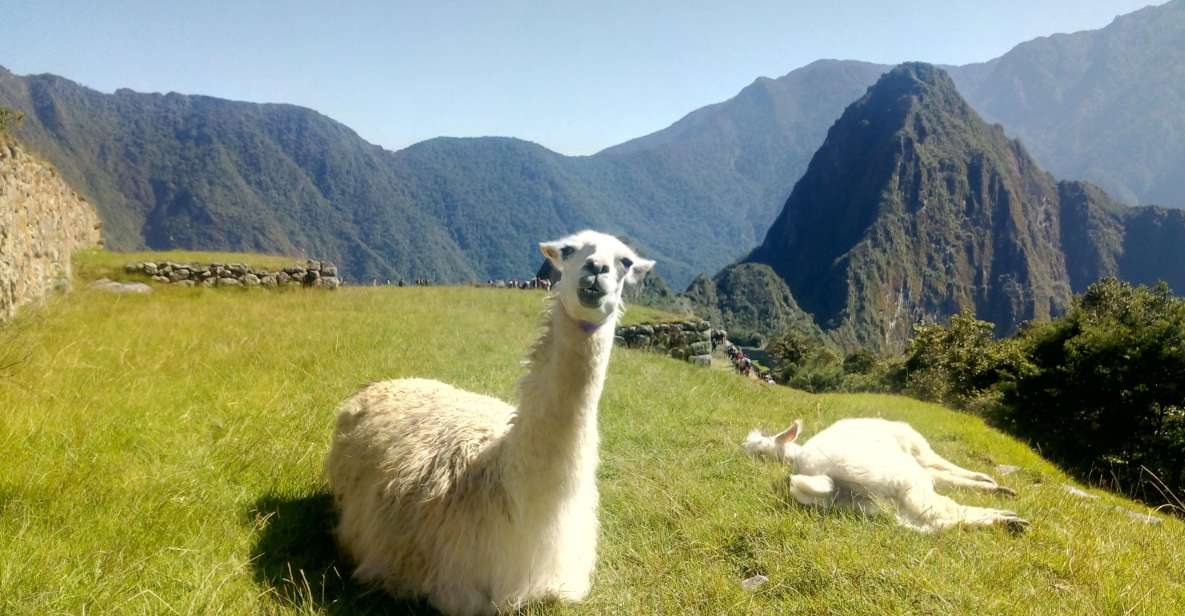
{"left": 894, "top": 477, "right": 1027, "bottom": 532}
{"left": 911, "top": 442, "right": 997, "bottom": 485}
{"left": 928, "top": 469, "right": 1017, "bottom": 497}
{"left": 787, "top": 474, "right": 835, "bottom": 507}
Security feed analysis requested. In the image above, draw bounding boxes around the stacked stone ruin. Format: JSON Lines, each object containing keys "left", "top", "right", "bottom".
{"left": 614, "top": 320, "right": 714, "bottom": 367}
{"left": 124, "top": 259, "right": 341, "bottom": 289}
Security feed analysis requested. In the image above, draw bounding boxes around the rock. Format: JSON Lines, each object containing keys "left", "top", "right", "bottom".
{"left": 614, "top": 336, "right": 626, "bottom": 346}
{"left": 695, "top": 320, "right": 711, "bottom": 331}
{"left": 305, "top": 270, "right": 321, "bottom": 284}
{"left": 143, "top": 263, "right": 158, "bottom": 276}
{"left": 1117, "top": 508, "right": 1162, "bottom": 524}
{"left": 689, "top": 354, "right": 712, "bottom": 367}
{"left": 200, "top": 278, "right": 216, "bottom": 288}
{"left": 669, "top": 347, "right": 688, "bottom": 360}
{"left": 151, "top": 275, "right": 169, "bottom": 283}
{"left": 741, "top": 574, "right": 768, "bottom": 591}
{"left": 995, "top": 464, "right": 1021, "bottom": 476}
{"left": 1063, "top": 485, "right": 1098, "bottom": 499}
{"left": 633, "top": 335, "right": 651, "bottom": 348}
{"left": 89, "top": 279, "right": 153, "bottom": 294}
{"left": 321, "top": 264, "right": 338, "bottom": 277}
{"left": 124, "top": 263, "right": 143, "bottom": 273}
{"left": 216, "top": 277, "right": 241, "bottom": 287}
{"left": 243, "top": 273, "right": 261, "bottom": 286}
{"left": 276, "top": 271, "right": 291, "bottom": 284}
{"left": 638, "top": 325, "right": 655, "bottom": 336}
{"left": 322, "top": 277, "right": 341, "bottom": 289}
{"left": 261, "top": 275, "right": 278, "bottom": 287}
{"left": 306, "top": 260, "right": 321, "bottom": 272}
{"left": 689, "top": 341, "right": 712, "bottom": 356}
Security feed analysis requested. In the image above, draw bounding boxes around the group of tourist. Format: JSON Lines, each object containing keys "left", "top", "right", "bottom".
{"left": 723, "top": 342, "right": 776, "bottom": 384}
{"left": 485, "top": 277, "right": 552, "bottom": 290}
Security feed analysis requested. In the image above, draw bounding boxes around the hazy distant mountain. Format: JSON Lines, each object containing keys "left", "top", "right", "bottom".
{"left": 948, "top": 0, "right": 1185, "bottom": 207}
{"left": 1, "top": 0, "right": 1183, "bottom": 286}
{"left": 711, "top": 63, "right": 1185, "bottom": 352}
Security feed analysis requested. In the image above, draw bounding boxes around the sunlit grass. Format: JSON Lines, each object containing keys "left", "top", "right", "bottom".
{"left": 0, "top": 252, "right": 1180, "bottom": 614}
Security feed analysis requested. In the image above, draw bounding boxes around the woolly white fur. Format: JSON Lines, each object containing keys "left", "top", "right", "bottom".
{"left": 325, "top": 231, "right": 653, "bottom": 615}
{"left": 743, "top": 418, "right": 1026, "bottom": 532}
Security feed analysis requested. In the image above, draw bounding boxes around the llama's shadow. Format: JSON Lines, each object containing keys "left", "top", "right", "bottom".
{"left": 246, "top": 491, "right": 438, "bottom": 615}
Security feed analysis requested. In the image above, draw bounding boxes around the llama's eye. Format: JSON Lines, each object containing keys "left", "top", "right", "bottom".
{"left": 621, "top": 257, "right": 634, "bottom": 269}
{"left": 560, "top": 246, "right": 575, "bottom": 259}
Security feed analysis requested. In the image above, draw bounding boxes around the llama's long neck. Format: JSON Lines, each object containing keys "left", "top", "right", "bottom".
{"left": 502, "top": 301, "right": 616, "bottom": 498}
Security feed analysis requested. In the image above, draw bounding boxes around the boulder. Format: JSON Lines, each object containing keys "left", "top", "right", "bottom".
{"left": 322, "top": 277, "right": 341, "bottom": 290}
{"left": 689, "top": 354, "right": 712, "bottom": 367}
{"left": 689, "top": 341, "right": 712, "bottom": 356}
{"left": 217, "top": 277, "right": 241, "bottom": 287}
{"left": 143, "top": 263, "right": 158, "bottom": 276}
{"left": 243, "top": 273, "right": 261, "bottom": 286}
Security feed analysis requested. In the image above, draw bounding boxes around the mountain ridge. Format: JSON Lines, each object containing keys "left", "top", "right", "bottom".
{"left": 705, "top": 62, "right": 1185, "bottom": 352}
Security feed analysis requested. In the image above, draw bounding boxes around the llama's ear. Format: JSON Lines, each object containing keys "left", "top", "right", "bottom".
{"left": 625, "top": 258, "right": 655, "bottom": 285}
{"left": 773, "top": 419, "right": 803, "bottom": 445}
{"left": 540, "top": 241, "right": 566, "bottom": 266}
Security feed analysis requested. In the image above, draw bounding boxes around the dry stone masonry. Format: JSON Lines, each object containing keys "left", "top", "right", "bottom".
{"left": 615, "top": 319, "right": 714, "bottom": 367}
{"left": 123, "top": 259, "right": 342, "bottom": 289}
{"left": 0, "top": 139, "right": 102, "bottom": 321}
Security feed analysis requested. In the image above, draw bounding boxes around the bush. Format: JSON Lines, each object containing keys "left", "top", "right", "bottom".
{"left": 0, "top": 107, "right": 22, "bottom": 134}
{"left": 899, "top": 311, "right": 1030, "bottom": 411}
{"left": 767, "top": 329, "right": 891, "bottom": 393}
{"left": 1000, "top": 279, "right": 1185, "bottom": 500}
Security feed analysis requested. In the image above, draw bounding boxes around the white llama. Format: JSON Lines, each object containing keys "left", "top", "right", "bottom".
{"left": 743, "top": 418, "right": 1027, "bottom": 532}
{"left": 325, "top": 230, "right": 653, "bottom": 615}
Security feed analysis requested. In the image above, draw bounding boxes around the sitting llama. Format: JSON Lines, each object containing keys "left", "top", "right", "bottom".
{"left": 326, "top": 230, "right": 653, "bottom": 615}
{"left": 743, "top": 418, "right": 1027, "bottom": 532}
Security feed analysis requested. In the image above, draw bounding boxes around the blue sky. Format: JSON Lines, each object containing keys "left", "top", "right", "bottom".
{"left": 1, "top": 1, "right": 1160, "bottom": 155}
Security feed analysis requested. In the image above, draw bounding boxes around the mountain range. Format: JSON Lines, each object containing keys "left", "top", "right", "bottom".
{"left": 1, "top": 0, "right": 1183, "bottom": 290}
{"left": 696, "top": 63, "right": 1185, "bottom": 352}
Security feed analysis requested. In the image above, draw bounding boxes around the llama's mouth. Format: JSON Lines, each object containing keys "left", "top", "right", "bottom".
{"left": 577, "top": 287, "right": 607, "bottom": 308}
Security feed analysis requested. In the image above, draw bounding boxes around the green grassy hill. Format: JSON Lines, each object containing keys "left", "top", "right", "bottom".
{"left": 0, "top": 251, "right": 1180, "bottom": 614}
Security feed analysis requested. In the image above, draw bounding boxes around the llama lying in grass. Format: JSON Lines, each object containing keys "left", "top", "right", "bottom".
{"left": 325, "top": 230, "right": 653, "bottom": 615}
{"left": 743, "top": 418, "right": 1027, "bottom": 532}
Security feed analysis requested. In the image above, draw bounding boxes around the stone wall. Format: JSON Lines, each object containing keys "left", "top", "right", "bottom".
{"left": 0, "top": 139, "right": 102, "bottom": 320}
{"left": 123, "top": 259, "right": 341, "bottom": 289}
{"left": 615, "top": 319, "right": 715, "bottom": 367}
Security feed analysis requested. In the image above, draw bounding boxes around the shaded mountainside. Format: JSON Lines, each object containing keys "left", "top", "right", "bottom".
{"left": 0, "top": 61, "right": 886, "bottom": 287}
{"left": 712, "top": 63, "right": 1185, "bottom": 353}
{"left": 684, "top": 263, "right": 818, "bottom": 342}
{"left": 749, "top": 63, "right": 1072, "bottom": 350}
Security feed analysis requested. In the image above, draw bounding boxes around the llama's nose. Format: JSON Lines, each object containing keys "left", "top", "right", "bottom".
{"left": 583, "top": 260, "right": 610, "bottom": 276}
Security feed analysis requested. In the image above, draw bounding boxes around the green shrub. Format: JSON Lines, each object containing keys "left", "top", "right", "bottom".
{"left": 1001, "top": 279, "right": 1185, "bottom": 501}
{"left": 0, "top": 107, "right": 22, "bottom": 134}
{"left": 899, "top": 311, "right": 1031, "bottom": 410}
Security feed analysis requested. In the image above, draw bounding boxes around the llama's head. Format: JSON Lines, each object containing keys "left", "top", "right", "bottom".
{"left": 742, "top": 419, "right": 804, "bottom": 461}
{"left": 539, "top": 230, "right": 654, "bottom": 328}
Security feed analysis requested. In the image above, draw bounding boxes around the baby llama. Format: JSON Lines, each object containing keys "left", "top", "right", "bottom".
{"left": 326, "top": 230, "right": 653, "bottom": 615}
{"left": 744, "top": 418, "right": 1027, "bottom": 532}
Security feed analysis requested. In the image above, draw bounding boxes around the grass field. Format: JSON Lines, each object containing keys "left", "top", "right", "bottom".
{"left": 0, "top": 251, "right": 1181, "bottom": 614}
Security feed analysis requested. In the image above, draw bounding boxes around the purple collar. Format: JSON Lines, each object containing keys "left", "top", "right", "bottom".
{"left": 579, "top": 320, "right": 601, "bottom": 334}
